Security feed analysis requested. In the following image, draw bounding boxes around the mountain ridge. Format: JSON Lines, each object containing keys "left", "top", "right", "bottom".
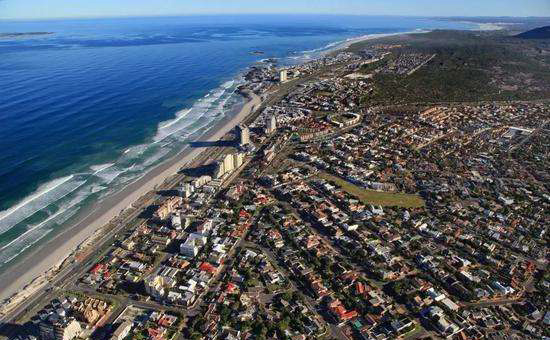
{"left": 516, "top": 25, "right": 550, "bottom": 39}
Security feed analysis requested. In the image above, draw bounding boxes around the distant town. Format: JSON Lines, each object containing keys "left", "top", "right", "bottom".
{"left": 1, "top": 28, "right": 549, "bottom": 340}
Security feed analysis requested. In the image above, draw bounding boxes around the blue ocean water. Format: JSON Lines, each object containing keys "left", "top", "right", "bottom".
{"left": 0, "top": 15, "right": 473, "bottom": 271}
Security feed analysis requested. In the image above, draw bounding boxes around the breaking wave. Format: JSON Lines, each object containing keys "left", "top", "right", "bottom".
{"left": 0, "top": 77, "right": 244, "bottom": 268}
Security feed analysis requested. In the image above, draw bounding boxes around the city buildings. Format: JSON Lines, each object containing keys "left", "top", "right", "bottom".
{"left": 213, "top": 152, "right": 245, "bottom": 179}
{"left": 39, "top": 318, "right": 81, "bottom": 340}
{"left": 15, "top": 33, "right": 550, "bottom": 340}
{"left": 236, "top": 124, "right": 250, "bottom": 145}
{"left": 280, "top": 69, "right": 288, "bottom": 83}
{"left": 180, "top": 233, "right": 208, "bottom": 257}
{"left": 266, "top": 115, "right": 277, "bottom": 134}
{"left": 110, "top": 321, "right": 132, "bottom": 340}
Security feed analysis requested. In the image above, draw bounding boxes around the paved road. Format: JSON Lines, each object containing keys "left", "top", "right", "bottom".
{"left": 0, "top": 58, "right": 355, "bottom": 339}
{"left": 0, "top": 147, "right": 223, "bottom": 338}
{"left": 462, "top": 298, "right": 522, "bottom": 308}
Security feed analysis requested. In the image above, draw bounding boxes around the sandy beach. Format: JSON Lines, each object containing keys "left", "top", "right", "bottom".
{"left": 0, "top": 27, "right": 438, "bottom": 312}
{"left": 0, "top": 90, "right": 261, "bottom": 304}
{"left": 0, "top": 29, "right": 408, "bottom": 307}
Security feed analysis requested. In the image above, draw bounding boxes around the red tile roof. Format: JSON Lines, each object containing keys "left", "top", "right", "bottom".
{"left": 199, "top": 262, "right": 217, "bottom": 274}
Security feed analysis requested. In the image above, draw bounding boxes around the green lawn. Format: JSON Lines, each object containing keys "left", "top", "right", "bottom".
{"left": 318, "top": 172, "right": 425, "bottom": 208}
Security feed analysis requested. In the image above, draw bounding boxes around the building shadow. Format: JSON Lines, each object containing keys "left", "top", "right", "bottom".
{"left": 157, "top": 189, "right": 180, "bottom": 197}
{"left": 179, "top": 164, "right": 216, "bottom": 177}
{"left": 188, "top": 140, "right": 235, "bottom": 148}
{"left": 0, "top": 322, "right": 32, "bottom": 338}
{"left": 139, "top": 204, "right": 159, "bottom": 219}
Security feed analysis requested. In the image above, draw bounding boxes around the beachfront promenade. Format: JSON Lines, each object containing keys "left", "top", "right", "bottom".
{"left": 0, "top": 56, "right": 334, "bottom": 332}
{"left": 0, "top": 46, "right": 377, "bottom": 339}
{"left": 0, "top": 92, "right": 261, "bottom": 327}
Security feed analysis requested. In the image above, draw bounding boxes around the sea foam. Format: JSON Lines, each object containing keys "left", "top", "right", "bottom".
{"left": 0, "top": 175, "right": 86, "bottom": 236}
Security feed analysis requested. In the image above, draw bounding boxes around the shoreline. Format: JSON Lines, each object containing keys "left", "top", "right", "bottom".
{"left": 0, "top": 89, "right": 260, "bottom": 306}
{"left": 325, "top": 22, "right": 503, "bottom": 56}
{"left": 0, "top": 28, "right": 434, "bottom": 314}
{"left": 323, "top": 29, "right": 431, "bottom": 55}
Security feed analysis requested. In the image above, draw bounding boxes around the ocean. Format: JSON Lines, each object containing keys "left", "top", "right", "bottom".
{"left": 0, "top": 15, "right": 473, "bottom": 274}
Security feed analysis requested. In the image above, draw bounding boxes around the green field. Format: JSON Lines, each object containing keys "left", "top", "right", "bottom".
{"left": 318, "top": 172, "right": 425, "bottom": 208}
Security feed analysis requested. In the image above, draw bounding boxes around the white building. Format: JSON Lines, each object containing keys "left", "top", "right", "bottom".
{"left": 213, "top": 153, "right": 244, "bottom": 179}
{"left": 223, "top": 154, "right": 235, "bottom": 173}
{"left": 426, "top": 306, "right": 462, "bottom": 338}
{"left": 266, "top": 115, "right": 277, "bottom": 134}
{"left": 233, "top": 153, "right": 244, "bottom": 169}
{"left": 110, "top": 321, "right": 132, "bottom": 340}
{"left": 214, "top": 161, "right": 226, "bottom": 179}
{"left": 191, "top": 175, "right": 211, "bottom": 188}
{"left": 237, "top": 124, "right": 250, "bottom": 145}
{"left": 342, "top": 223, "right": 358, "bottom": 232}
{"left": 280, "top": 70, "right": 288, "bottom": 83}
{"left": 144, "top": 275, "right": 176, "bottom": 300}
{"left": 182, "top": 182, "right": 194, "bottom": 198}
{"left": 144, "top": 275, "right": 166, "bottom": 300}
{"left": 171, "top": 212, "right": 182, "bottom": 229}
{"left": 39, "top": 317, "right": 82, "bottom": 340}
{"left": 180, "top": 233, "right": 208, "bottom": 257}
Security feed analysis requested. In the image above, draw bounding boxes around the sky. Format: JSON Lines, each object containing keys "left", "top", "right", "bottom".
{"left": 1, "top": 0, "right": 550, "bottom": 20}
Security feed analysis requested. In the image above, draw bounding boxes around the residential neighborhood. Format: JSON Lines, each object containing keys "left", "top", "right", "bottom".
{"left": 3, "top": 31, "right": 548, "bottom": 340}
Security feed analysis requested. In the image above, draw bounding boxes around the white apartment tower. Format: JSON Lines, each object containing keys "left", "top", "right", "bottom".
{"left": 280, "top": 69, "right": 288, "bottom": 83}
{"left": 233, "top": 152, "right": 244, "bottom": 169}
{"left": 267, "top": 115, "right": 277, "bottom": 134}
{"left": 223, "top": 153, "right": 235, "bottom": 173}
{"left": 237, "top": 124, "right": 250, "bottom": 145}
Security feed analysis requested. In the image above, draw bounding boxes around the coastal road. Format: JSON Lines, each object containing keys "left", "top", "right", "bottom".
{"left": 0, "top": 65, "right": 259, "bottom": 340}
{"left": 0, "top": 63, "right": 286, "bottom": 338}
{"left": 0, "top": 142, "right": 227, "bottom": 335}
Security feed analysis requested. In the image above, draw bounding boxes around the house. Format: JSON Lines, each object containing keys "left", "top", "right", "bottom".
{"left": 425, "top": 306, "right": 462, "bottom": 338}
{"left": 199, "top": 262, "right": 218, "bottom": 275}
{"left": 110, "top": 321, "right": 132, "bottom": 340}
{"left": 329, "top": 299, "right": 358, "bottom": 324}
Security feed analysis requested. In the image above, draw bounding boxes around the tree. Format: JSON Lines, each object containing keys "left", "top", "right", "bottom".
{"left": 190, "top": 333, "right": 203, "bottom": 340}
{"left": 220, "top": 305, "right": 232, "bottom": 324}
{"left": 281, "top": 291, "right": 293, "bottom": 302}
{"left": 277, "top": 318, "right": 290, "bottom": 332}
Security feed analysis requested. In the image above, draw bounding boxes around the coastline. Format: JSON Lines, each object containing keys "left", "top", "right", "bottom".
{"left": 322, "top": 29, "right": 431, "bottom": 54}
{"left": 0, "top": 89, "right": 261, "bottom": 306}
{"left": 0, "top": 27, "right": 436, "bottom": 314}
{"left": 323, "top": 21, "right": 503, "bottom": 56}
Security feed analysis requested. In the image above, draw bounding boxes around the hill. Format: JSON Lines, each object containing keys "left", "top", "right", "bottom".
{"left": 516, "top": 26, "right": 550, "bottom": 39}
{"left": 346, "top": 30, "right": 550, "bottom": 105}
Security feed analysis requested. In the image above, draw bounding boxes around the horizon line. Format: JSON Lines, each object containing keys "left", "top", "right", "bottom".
{"left": 1, "top": 13, "right": 550, "bottom": 22}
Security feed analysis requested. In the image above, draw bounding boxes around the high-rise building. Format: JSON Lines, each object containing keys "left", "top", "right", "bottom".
{"left": 213, "top": 160, "right": 225, "bottom": 179}
{"left": 212, "top": 153, "right": 245, "bottom": 179}
{"left": 280, "top": 70, "right": 288, "bottom": 83}
{"left": 233, "top": 152, "right": 244, "bottom": 169}
{"left": 267, "top": 115, "right": 277, "bottom": 134}
{"left": 180, "top": 234, "right": 207, "bottom": 257}
{"left": 182, "top": 182, "right": 194, "bottom": 198}
{"left": 171, "top": 212, "right": 182, "bottom": 229}
{"left": 39, "top": 317, "right": 82, "bottom": 340}
{"left": 144, "top": 275, "right": 167, "bottom": 300}
{"left": 236, "top": 124, "right": 250, "bottom": 145}
{"left": 223, "top": 154, "right": 235, "bottom": 173}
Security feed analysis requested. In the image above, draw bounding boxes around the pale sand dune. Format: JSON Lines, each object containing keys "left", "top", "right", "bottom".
{"left": 0, "top": 91, "right": 261, "bottom": 303}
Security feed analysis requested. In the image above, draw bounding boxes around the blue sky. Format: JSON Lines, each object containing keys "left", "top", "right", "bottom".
{"left": 1, "top": 0, "right": 550, "bottom": 20}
